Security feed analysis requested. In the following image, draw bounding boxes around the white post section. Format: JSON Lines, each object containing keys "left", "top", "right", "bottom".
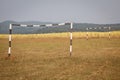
{"left": 70, "top": 22, "right": 73, "bottom": 56}
{"left": 8, "top": 47, "right": 11, "bottom": 54}
{"left": 9, "top": 24, "right": 12, "bottom": 29}
{"left": 9, "top": 34, "right": 12, "bottom": 41}
{"left": 8, "top": 24, "right": 12, "bottom": 57}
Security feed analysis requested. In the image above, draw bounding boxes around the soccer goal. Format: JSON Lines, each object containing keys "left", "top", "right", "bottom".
{"left": 8, "top": 22, "right": 73, "bottom": 57}
{"left": 86, "top": 27, "right": 111, "bottom": 40}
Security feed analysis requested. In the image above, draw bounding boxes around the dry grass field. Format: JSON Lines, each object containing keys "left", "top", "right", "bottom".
{"left": 0, "top": 32, "right": 120, "bottom": 80}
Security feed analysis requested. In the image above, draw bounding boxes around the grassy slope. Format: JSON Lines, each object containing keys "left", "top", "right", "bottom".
{"left": 0, "top": 32, "right": 120, "bottom": 80}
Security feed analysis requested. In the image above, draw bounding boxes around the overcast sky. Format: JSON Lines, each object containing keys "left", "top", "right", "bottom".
{"left": 0, "top": 0, "right": 120, "bottom": 24}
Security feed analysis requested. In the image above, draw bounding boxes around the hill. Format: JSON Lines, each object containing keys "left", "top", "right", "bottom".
{"left": 0, "top": 21, "right": 120, "bottom": 34}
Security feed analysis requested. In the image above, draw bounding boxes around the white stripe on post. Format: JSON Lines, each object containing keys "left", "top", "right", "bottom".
{"left": 20, "top": 24, "right": 27, "bottom": 27}
{"left": 58, "top": 23, "right": 65, "bottom": 26}
{"left": 9, "top": 35, "right": 11, "bottom": 41}
{"left": 71, "top": 23, "right": 73, "bottom": 29}
{"left": 46, "top": 24, "right": 52, "bottom": 26}
{"left": 10, "top": 24, "right": 12, "bottom": 29}
{"left": 8, "top": 47, "right": 11, "bottom": 54}
{"left": 33, "top": 25, "right": 40, "bottom": 27}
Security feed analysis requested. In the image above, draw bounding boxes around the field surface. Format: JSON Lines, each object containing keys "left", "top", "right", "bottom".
{"left": 0, "top": 32, "right": 120, "bottom": 80}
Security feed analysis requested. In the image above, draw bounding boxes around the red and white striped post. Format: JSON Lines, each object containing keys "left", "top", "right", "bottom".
{"left": 8, "top": 24, "right": 12, "bottom": 57}
{"left": 70, "top": 23, "right": 73, "bottom": 56}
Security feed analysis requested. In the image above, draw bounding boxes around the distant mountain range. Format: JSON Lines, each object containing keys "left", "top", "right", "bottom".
{"left": 0, "top": 21, "right": 120, "bottom": 34}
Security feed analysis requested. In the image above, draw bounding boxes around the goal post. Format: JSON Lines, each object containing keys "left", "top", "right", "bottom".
{"left": 8, "top": 24, "right": 12, "bottom": 57}
{"left": 8, "top": 22, "right": 73, "bottom": 57}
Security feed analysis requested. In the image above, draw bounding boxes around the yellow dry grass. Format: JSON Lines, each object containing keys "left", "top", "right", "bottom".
{"left": 0, "top": 31, "right": 120, "bottom": 80}
{"left": 0, "top": 31, "right": 120, "bottom": 39}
